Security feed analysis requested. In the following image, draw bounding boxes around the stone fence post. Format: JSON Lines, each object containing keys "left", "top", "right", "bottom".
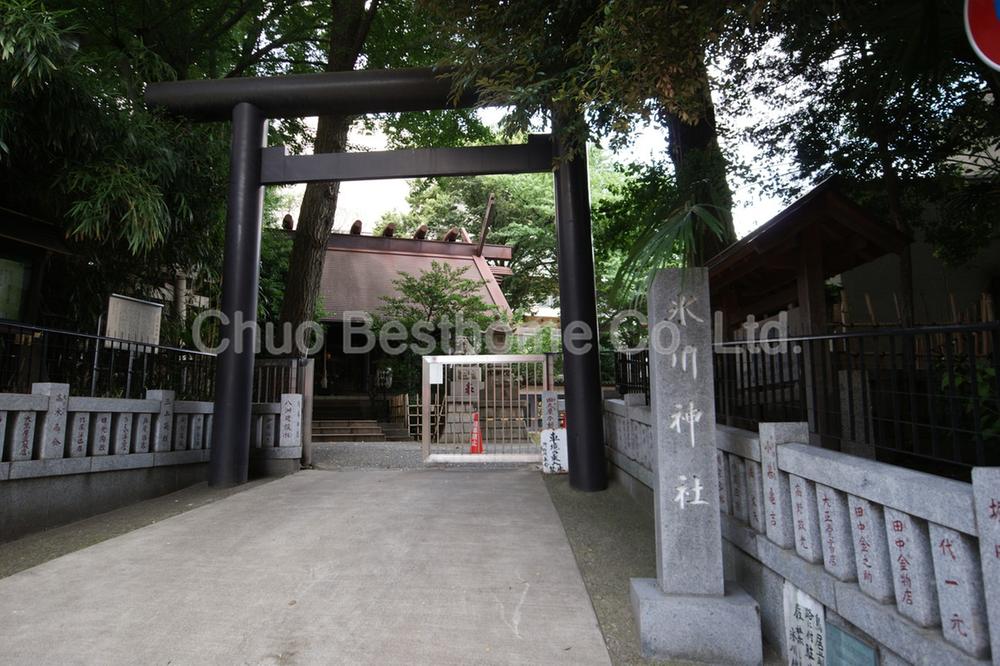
{"left": 279, "top": 394, "right": 302, "bottom": 449}
{"left": 33, "top": 383, "right": 69, "bottom": 459}
{"left": 629, "top": 268, "right": 762, "bottom": 664}
{"left": 972, "top": 468, "right": 1000, "bottom": 660}
{"left": 146, "top": 390, "right": 175, "bottom": 452}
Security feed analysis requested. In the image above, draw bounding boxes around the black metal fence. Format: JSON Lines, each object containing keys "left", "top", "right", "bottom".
{"left": 614, "top": 348, "right": 650, "bottom": 405}
{"left": 613, "top": 323, "right": 1000, "bottom": 481}
{"left": 0, "top": 320, "right": 216, "bottom": 400}
{"left": 252, "top": 356, "right": 313, "bottom": 403}
{"left": 715, "top": 324, "right": 1000, "bottom": 480}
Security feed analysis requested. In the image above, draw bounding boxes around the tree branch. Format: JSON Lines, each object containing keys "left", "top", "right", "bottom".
{"left": 351, "top": 0, "right": 381, "bottom": 66}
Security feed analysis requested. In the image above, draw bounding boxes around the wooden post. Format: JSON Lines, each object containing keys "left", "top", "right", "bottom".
{"left": 796, "top": 227, "right": 832, "bottom": 448}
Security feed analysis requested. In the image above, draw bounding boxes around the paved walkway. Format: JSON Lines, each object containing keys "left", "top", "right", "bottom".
{"left": 0, "top": 469, "right": 610, "bottom": 665}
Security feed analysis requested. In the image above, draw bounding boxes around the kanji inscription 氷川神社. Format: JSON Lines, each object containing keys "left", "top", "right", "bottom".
{"left": 646, "top": 269, "right": 724, "bottom": 596}
{"left": 629, "top": 268, "right": 762, "bottom": 664}
{"left": 673, "top": 474, "right": 709, "bottom": 510}
{"left": 669, "top": 401, "right": 703, "bottom": 447}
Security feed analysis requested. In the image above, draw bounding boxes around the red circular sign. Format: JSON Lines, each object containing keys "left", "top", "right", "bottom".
{"left": 966, "top": 0, "right": 1000, "bottom": 72}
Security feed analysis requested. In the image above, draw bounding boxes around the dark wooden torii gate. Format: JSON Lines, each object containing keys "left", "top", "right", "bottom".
{"left": 146, "top": 67, "right": 607, "bottom": 492}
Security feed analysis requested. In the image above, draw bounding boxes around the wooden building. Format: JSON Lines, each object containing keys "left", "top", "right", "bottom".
{"left": 707, "top": 178, "right": 909, "bottom": 337}
{"left": 315, "top": 225, "right": 514, "bottom": 397}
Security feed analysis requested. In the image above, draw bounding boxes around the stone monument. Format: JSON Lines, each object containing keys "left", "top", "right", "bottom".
{"left": 629, "top": 268, "right": 762, "bottom": 664}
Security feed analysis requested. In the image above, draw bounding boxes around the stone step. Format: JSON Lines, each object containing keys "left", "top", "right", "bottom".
{"left": 313, "top": 428, "right": 385, "bottom": 435}
{"left": 312, "top": 423, "right": 380, "bottom": 428}
{"left": 313, "top": 433, "right": 387, "bottom": 442}
{"left": 312, "top": 420, "right": 380, "bottom": 425}
{"left": 313, "top": 420, "right": 379, "bottom": 426}
{"left": 378, "top": 423, "right": 413, "bottom": 440}
{"left": 311, "top": 417, "right": 388, "bottom": 441}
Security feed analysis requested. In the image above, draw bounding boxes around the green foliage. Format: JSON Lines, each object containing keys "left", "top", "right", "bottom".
{"left": 258, "top": 187, "right": 330, "bottom": 324}
{"left": 0, "top": 0, "right": 332, "bottom": 330}
{"left": 378, "top": 110, "right": 497, "bottom": 150}
{"left": 381, "top": 171, "right": 560, "bottom": 311}
{"left": 376, "top": 148, "right": 628, "bottom": 312}
{"left": 509, "top": 326, "right": 558, "bottom": 354}
{"left": 593, "top": 160, "right": 728, "bottom": 306}
{"left": 420, "top": 1, "right": 737, "bottom": 271}
{"left": 374, "top": 260, "right": 503, "bottom": 393}
{"left": 359, "top": 0, "right": 496, "bottom": 150}
{"left": 940, "top": 359, "right": 1000, "bottom": 442}
{"left": 374, "top": 145, "right": 727, "bottom": 324}
{"left": 921, "top": 173, "right": 1000, "bottom": 266}
{"left": 421, "top": 1, "right": 731, "bottom": 150}
{"left": 0, "top": 0, "right": 68, "bottom": 95}
{"left": 377, "top": 260, "right": 500, "bottom": 344}
{"left": 717, "top": 0, "right": 1000, "bottom": 261}
{"left": 258, "top": 228, "right": 294, "bottom": 324}
{"left": 592, "top": 161, "right": 680, "bottom": 305}
{"left": 51, "top": 0, "right": 327, "bottom": 80}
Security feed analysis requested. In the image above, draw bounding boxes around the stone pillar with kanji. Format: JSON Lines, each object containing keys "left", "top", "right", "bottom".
{"left": 629, "top": 268, "right": 762, "bottom": 664}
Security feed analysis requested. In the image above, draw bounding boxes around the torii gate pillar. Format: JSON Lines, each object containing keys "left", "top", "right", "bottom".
{"left": 552, "top": 111, "right": 608, "bottom": 492}
{"left": 209, "top": 103, "right": 267, "bottom": 487}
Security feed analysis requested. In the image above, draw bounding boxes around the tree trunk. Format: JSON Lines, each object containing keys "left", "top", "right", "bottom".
{"left": 661, "top": 59, "right": 736, "bottom": 266}
{"left": 280, "top": 0, "right": 377, "bottom": 328}
{"left": 874, "top": 121, "right": 915, "bottom": 326}
{"left": 280, "top": 115, "right": 351, "bottom": 327}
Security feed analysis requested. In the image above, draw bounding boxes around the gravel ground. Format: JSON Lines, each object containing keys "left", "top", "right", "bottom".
{"left": 545, "top": 475, "right": 782, "bottom": 665}
{"left": 0, "top": 479, "right": 270, "bottom": 579}
{"left": 310, "top": 441, "right": 425, "bottom": 470}
{"left": 310, "top": 441, "right": 533, "bottom": 471}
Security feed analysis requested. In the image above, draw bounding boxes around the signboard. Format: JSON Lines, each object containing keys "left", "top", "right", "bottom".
{"left": 449, "top": 366, "right": 480, "bottom": 398}
{"left": 541, "top": 390, "right": 560, "bottom": 431}
{"left": 966, "top": 0, "right": 1000, "bottom": 72}
{"left": 783, "top": 581, "right": 826, "bottom": 666}
{"left": 826, "top": 623, "right": 877, "bottom": 666}
{"left": 0, "top": 258, "right": 27, "bottom": 320}
{"left": 428, "top": 362, "right": 443, "bottom": 385}
{"left": 540, "top": 428, "right": 568, "bottom": 474}
{"left": 105, "top": 294, "right": 163, "bottom": 348}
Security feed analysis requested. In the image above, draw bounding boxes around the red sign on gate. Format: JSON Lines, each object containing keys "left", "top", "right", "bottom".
{"left": 966, "top": 0, "right": 1000, "bottom": 72}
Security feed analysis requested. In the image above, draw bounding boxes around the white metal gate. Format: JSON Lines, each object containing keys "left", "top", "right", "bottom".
{"left": 421, "top": 354, "right": 550, "bottom": 463}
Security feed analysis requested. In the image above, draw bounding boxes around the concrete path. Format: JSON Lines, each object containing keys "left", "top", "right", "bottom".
{"left": 0, "top": 469, "right": 610, "bottom": 665}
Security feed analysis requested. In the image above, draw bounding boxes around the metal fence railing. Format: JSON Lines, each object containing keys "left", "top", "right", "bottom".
{"left": 252, "top": 357, "right": 313, "bottom": 404}
{"left": 614, "top": 348, "right": 649, "bottom": 405}
{"left": 715, "top": 323, "right": 1000, "bottom": 480}
{"left": 0, "top": 320, "right": 216, "bottom": 400}
{"left": 420, "top": 354, "right": 550, "bottom": 461}
{"left": 612, "top": 323, "right": 1000, "bottom": 481}
{"left": 252, "top": 356, "right": 314, "bottom": 465}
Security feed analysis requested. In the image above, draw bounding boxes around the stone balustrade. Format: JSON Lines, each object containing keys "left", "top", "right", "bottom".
{"left": 716, "top": 422, "right": 995, "bottom": 665}
{"left": 0, "top": 383, "right": 303, "bottom": 481}
{"left": 605, "top": 398, "right": 1000, "bottom": 665}
{"left": 603, "top": 397, "right": 654, "bottom": 489}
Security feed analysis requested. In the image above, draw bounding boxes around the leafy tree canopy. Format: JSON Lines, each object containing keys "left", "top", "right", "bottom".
{"left": 421, "top": 0, "right": 731, "bottom": 149}
{"left": 0, "top": 0, "right": 331, "bottom": 331}
{"left": 375, "top": 148, "right": 628, "bottom": 312}
{"left": 717, "top": 0, "right": 1000, "bottom": 265}
{"left": 420, "top": 0, "right": 740, "bottom": 268}
{"left": 377, "top": 260, "right": 499, "bottom": 336}
{"left": 374, "top": 260, "right": 503, "bottom": 391}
